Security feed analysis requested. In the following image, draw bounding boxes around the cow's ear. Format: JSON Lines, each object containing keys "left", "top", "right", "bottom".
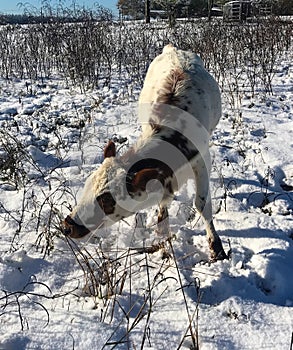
{"left": 131, "top": 168, "right": 160, "bottom": 192}
{"left": 104, "top": 140, "right": 116, "bottom": 158}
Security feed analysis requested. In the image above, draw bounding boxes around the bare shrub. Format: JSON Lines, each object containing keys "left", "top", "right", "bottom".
{"left": 65, "top": 235, "right": 202, "bottom": 349}
{"left": 0, "top": 10, "right": 291, "bottom": 99}
{"left": 0, "top": 130, "right": 31, "bottom": 189}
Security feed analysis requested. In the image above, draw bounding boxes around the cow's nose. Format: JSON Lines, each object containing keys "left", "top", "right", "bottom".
{"left": 61, "top": 216, "right": 91, "bottom": 238}
{"left": 63, "top": 226, "right": 72, "bottom": 236}
{"left": 61, "top": 217, "right": 73, "bottom": 236}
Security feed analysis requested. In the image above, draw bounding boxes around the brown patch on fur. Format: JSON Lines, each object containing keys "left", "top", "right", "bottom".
{"left": 149, "top": 68, "right": 188, "bottom": 131}
{"left": 149, "top": 117, "right": 162, "bottom": 134}
{"left": 104, "top": 140, "right": 116, "bottom": 158}
{"left": 131, "top": 168, "right": 161, "bottom": 192}
{"left": 97, "top": 192, "right": 116, "bottom": 215}
{"left": 157, "top": 68, "right": 187, "bottom": 106}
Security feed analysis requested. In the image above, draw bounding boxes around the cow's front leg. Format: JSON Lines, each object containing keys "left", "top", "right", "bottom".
{"left": 194, "top": 159, "right": 228, "bottom": 261}
{"left": 157, "top": 205, "right": 170, "bottom": 236}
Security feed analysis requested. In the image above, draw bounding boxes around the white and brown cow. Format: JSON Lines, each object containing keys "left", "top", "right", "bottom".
{"left": 63, "top": 44, "right": 227, "bottom": 261}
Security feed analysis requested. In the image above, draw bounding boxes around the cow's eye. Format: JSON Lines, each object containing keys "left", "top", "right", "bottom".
{"left": 96, "top": 192, "right": 116, "bottom": 215}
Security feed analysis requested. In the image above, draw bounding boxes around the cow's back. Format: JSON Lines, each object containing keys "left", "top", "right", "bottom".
{"left": 138, "top": 44, "right": 221, "bottom": 136}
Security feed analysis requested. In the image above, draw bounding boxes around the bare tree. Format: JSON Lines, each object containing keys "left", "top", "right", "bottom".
{"left": 207, "top": 0, "right": 214, "bottom": 20}
{"left": 153, "top": 0, "right": 190, "bottom": 26}
{"left": 117, "top": 0, "right": 144, "bottom": 19}
{"left": 145, "top": 0, "right": 151, "bottom": 23}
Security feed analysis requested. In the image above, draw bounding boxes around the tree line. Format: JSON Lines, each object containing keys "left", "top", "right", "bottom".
{"left": 0, "top": 1, "right": 113, "bottom": 25}
{"left": 0, "top": 0, "right": 292, "bottom": 25}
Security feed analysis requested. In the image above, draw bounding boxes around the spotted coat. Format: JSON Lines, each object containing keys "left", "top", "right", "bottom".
{"left": 63, "top": 44, "right": 227, "bottom": 261}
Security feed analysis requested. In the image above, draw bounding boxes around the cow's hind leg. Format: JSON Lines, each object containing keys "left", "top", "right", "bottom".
{"left": 193, "top": 158, "right": 227, "bottom": 261}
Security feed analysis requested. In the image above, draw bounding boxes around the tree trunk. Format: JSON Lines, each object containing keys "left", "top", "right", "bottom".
{"left": 208, "top": 0, "right": 214, "bottom": 21}
{"left": 145, "top": 0, "right": 150, "bottom": 23}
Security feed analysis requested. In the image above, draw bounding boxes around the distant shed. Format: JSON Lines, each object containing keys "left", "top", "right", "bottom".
{"left": 223, "top": 0, "right": 272, "bottom": 22}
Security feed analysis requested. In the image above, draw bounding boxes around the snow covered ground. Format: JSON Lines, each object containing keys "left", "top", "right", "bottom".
{"left": 0, "top": 42, "right": 292, "bottom": 349}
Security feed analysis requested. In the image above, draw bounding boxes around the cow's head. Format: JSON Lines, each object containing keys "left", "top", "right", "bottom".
{"left": 62, "top": 141, "right": 168, "bottom": 238}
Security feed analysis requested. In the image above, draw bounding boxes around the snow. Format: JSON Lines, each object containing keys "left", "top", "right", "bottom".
{"left": 0, "top": 42, "right": 293, "bottom": 349}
